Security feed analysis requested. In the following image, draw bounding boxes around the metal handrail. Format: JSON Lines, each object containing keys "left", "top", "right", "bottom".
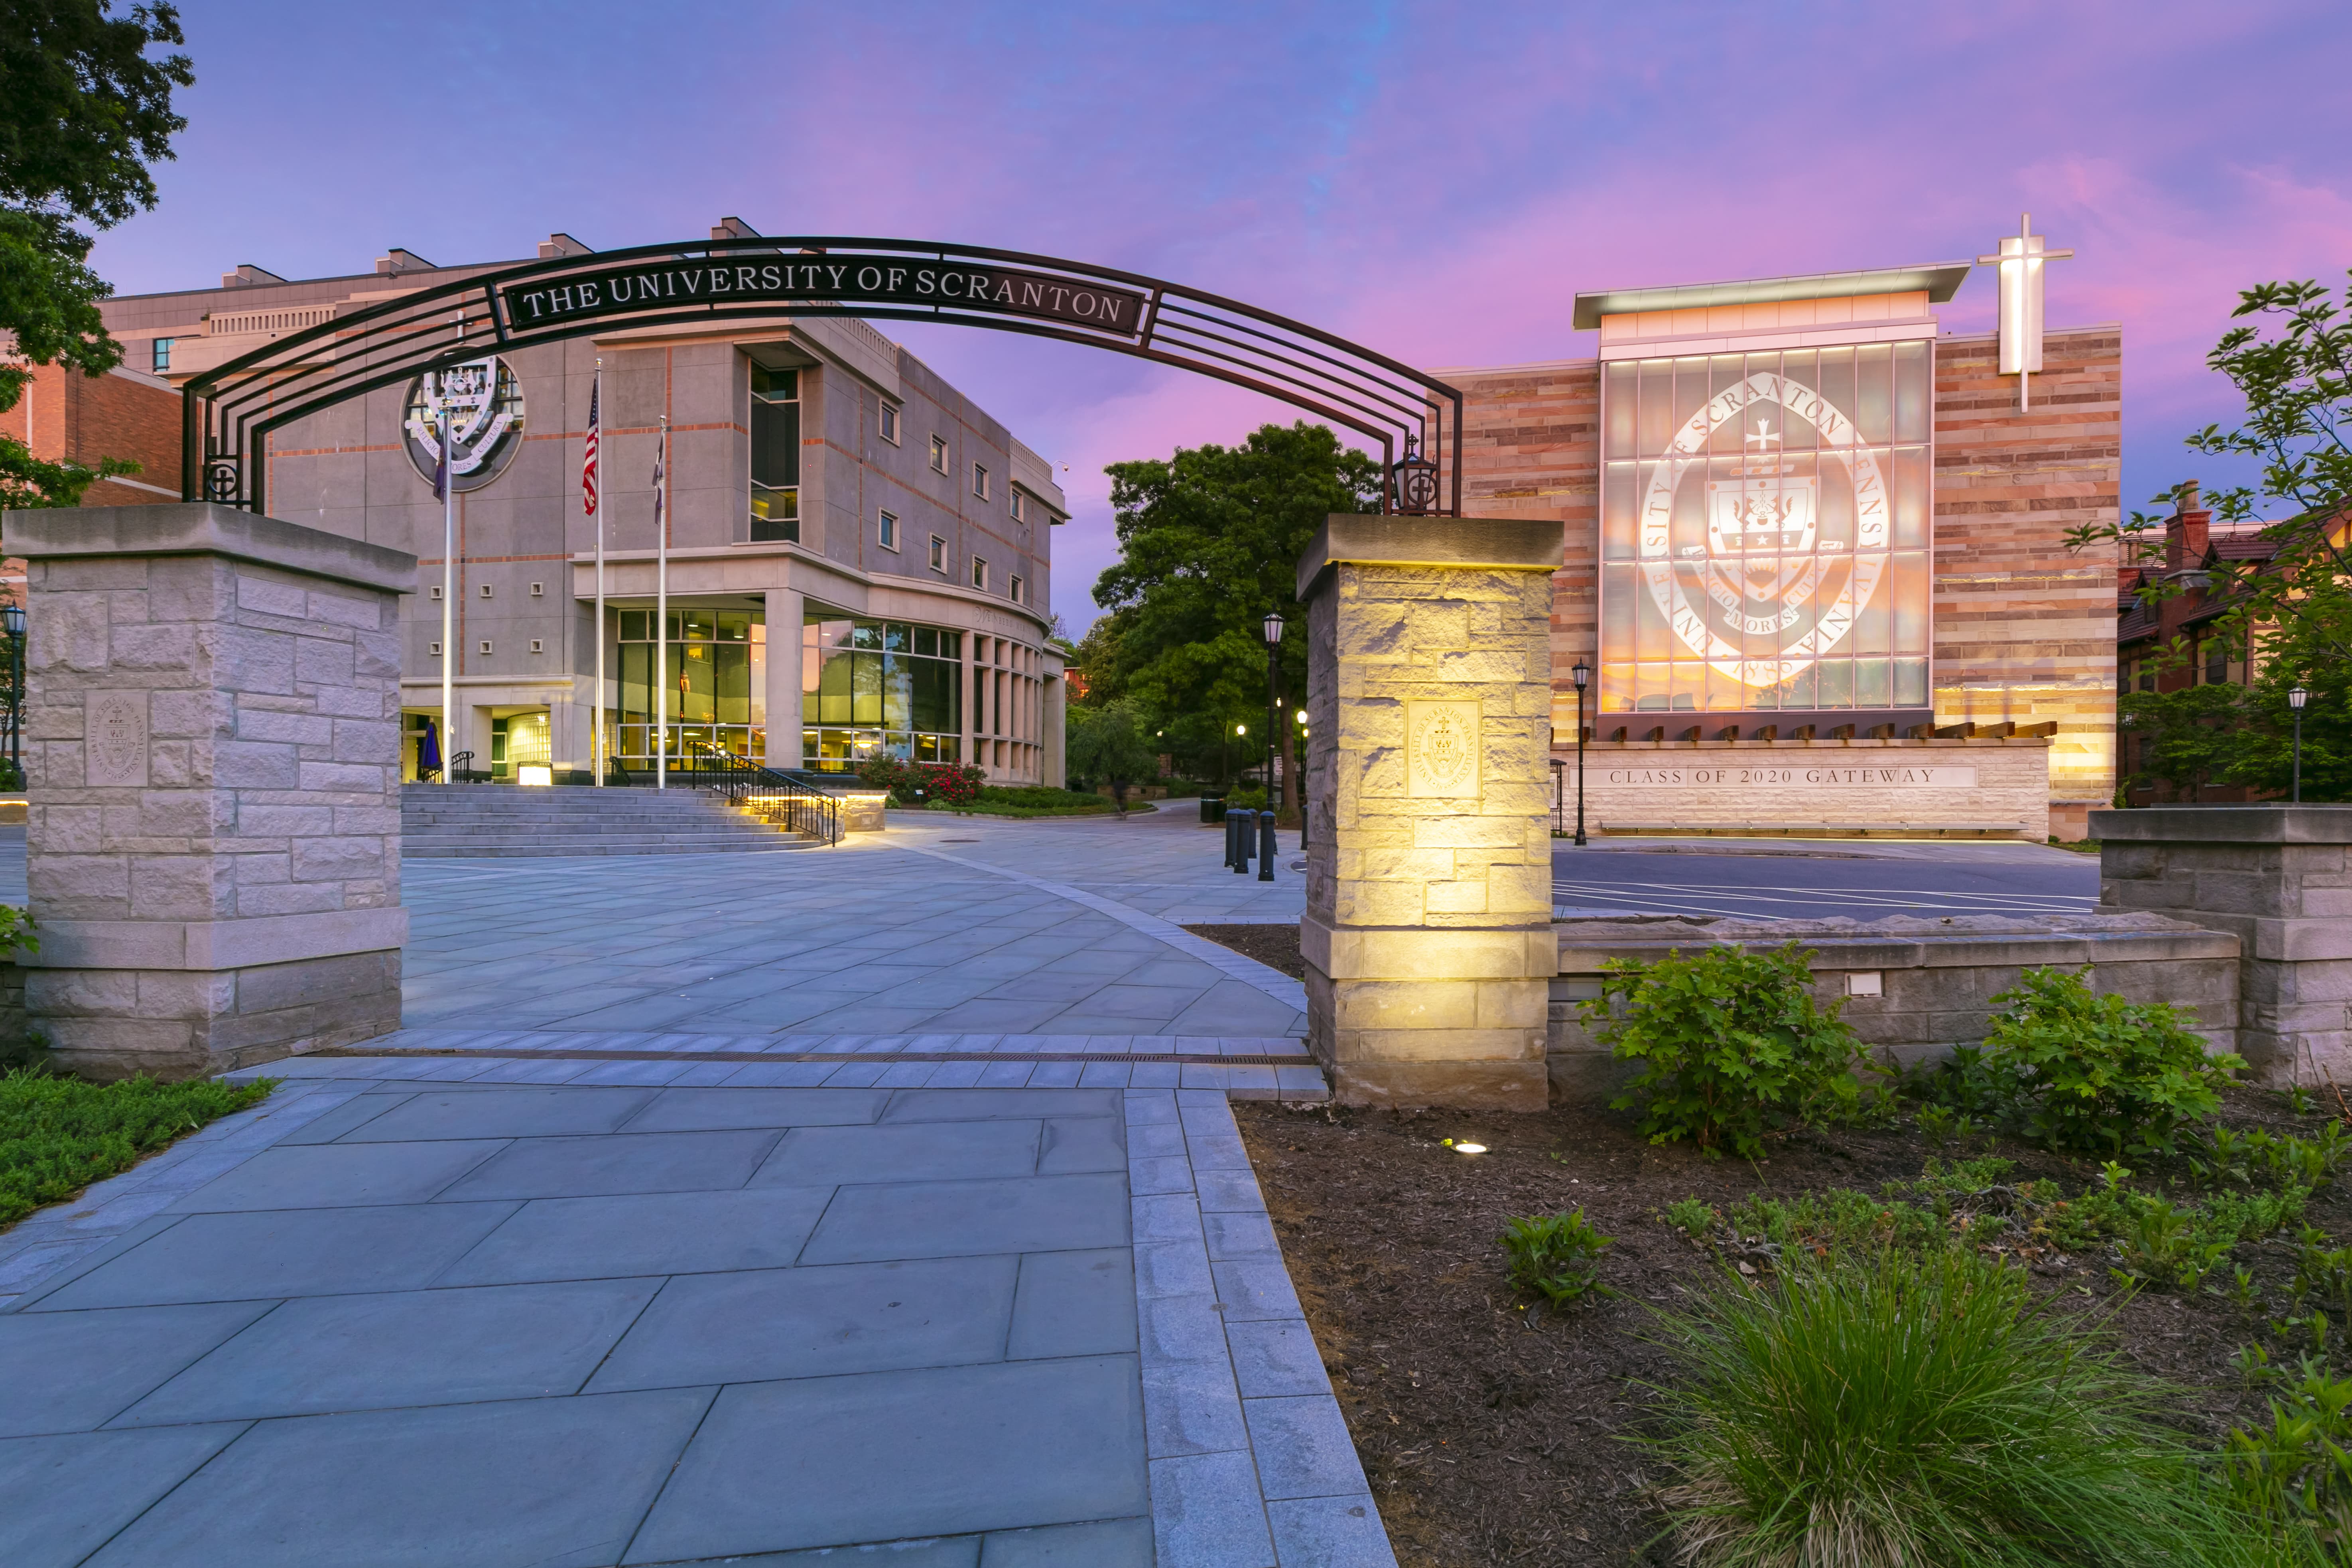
{"left": 673, "top": 740, "right": 844, "bottom": 846}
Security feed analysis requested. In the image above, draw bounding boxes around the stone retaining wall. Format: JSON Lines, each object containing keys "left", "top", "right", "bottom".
{"left": 1546, "top": 912, "right": 2240, "bottom": 1102}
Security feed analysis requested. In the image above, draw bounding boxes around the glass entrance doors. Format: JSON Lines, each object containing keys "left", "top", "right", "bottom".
{"left": 611, "top": 608, "right": 766, "bottom": 770}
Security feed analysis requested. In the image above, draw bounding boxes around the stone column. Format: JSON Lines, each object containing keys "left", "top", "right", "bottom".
{"left": 764, "top": 587, "right": 803, "bottom": 770}
{"left": 2093, "top": 805, "right": 2352, "bottom": 1085}
{"left": 5, "top": 503, "right": 416, "bottom": 1080}
{"left": 1299, "top": 514, "right": 1564, "bottom": 1109}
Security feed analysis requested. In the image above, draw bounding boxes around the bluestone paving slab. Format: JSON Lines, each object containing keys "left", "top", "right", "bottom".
{"left": 1038, "top": 1115, "right": 1127, "bottom": 1172}
{"left": 167, "top": 1139, "right": 508, "bottom": 1212}
{"left": 341, "top": 1087, "right": 660, "bottom": 1141}
{"left": 717, "top": 1539, "right": 981, "bottom": 1566}
{"left": 585, "top": 1257, "right": 1018, "bottom": 1392}
{"left": 752, "top": 1120, "right": 1043, "bottom": 1187}
{"left": 0, "top": 1423, "right": 250, "bottom": 1568}
{"left": 29, "top": 1203, "right": 521, "bottom": 1310}
{"left": 268, "top": 1093, "right": 407, "bottom": 1145}
{"left": 802, "top": 1174, "right": 1129, "bottom": 1264}
{"left": 622, "top": 1356, "right": 1147, "bottom": 1561}
{"left": 1006, "top": 1248, "right": 1136, "bottom": 1360}
{"left": 1227, "top": 1318, "right": 1332, "bottom": 1399}
{"left": 980, "top": 1516, "right": 1157, "bottom": 1565}
{"left": 434, "top": 1186, "right": 835, "bottom": 1286}
{"left": 111, "top": 1279, "right": 663, "bottom": 1424}
{"left": 84, "top": 1388, "right": 713, "bottom": 1568}
{"left": 435, "top": 1129, "right": 782, "bottom": 1201}
{"left": 1267, "top": 1495, "right": 1399, "bottom": 1568}
{"left": 625, "top": 1085, "right": 891, "bottom": 1132}
{"left": 0, "top": 1302, "right": 274, "bottom": 1436}
{"left": 1245, "top": 1395, "right": 1373, "bottom": 1500}
{"left": 884, "top": 1088, "right": 1123, "bottom": 1121}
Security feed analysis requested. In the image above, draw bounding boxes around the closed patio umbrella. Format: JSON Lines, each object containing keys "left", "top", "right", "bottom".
{"left": 417, "top": 717, "right": 441, "bottom": 778}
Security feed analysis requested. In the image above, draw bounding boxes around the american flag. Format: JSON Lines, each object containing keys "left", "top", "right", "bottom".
{"left": 581, "top": 376, "right": 599, "bottom": 517}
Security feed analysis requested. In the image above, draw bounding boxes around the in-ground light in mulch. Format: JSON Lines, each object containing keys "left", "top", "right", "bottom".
{"left": 1231, "top": 1089, "right": 2352, "bottom": 1568}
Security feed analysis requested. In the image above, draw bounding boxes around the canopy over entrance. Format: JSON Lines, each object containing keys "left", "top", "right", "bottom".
{"left": 178, "top": 235, "right": 1464, "bottom": 518}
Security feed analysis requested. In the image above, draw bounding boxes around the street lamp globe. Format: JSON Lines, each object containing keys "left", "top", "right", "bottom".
{"left": 1262, "top": 611, "right": 1285, "bottom": 646}
{"left": 1235, "top": 723, "right": 1246, "bottom": 736}
{"left": 1570, "top": 660, "right": 1589, "bottom": 691}
{"left": 2290, "top": 686, "right": 2311, "bottom": 711}
{"left": 0, "top": 605, "right": 22, "bottom": 637}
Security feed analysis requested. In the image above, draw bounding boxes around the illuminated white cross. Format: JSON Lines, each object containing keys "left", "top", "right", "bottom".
{"left": 1744, "top": 418, "right": 1779, "bottom": 453}
{"left": 1976, "top": 213, "right": 2073, "bottom": 413}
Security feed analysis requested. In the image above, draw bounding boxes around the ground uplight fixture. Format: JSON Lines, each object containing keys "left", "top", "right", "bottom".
{"left": 1442, "top": 1138, "right": 1487, "bottom": 1155}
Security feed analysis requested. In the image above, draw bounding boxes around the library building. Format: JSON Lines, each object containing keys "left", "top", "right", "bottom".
{"left": 88, "top": 225, "right": 1068, "bottom": 785}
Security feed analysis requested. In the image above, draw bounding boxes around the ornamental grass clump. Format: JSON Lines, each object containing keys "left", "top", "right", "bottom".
{"left": 1580, "top": 942, "right": 1863, "bottom": 1159}
{"left": 1641, "top": 1246, "right": 2298, "bottom": 1567}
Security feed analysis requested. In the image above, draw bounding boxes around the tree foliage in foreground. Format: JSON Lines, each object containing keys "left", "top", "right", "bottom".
{"left": 2074, "top": 274, "right": 2352, "bottom": 801}
{"left": 0, "top": 0, "right": 191, "bottom": 507}
{"left": 1085, "top": 422, "right": 1380, "bottom": 791}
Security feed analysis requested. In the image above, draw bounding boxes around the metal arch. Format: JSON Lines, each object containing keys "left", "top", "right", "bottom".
{"left": 179, "top": 235, "right": 1466, "bottom": 519}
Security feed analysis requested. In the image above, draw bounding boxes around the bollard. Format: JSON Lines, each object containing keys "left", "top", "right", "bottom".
{"left": 1259, "top": 810, "right": 1276, "bottom": 881}
{"left": 1233, "top": 810, "right": 1253, "bottom": 875}
{"left": 1222, "top": 811, "right": 1237, "bottom": 869}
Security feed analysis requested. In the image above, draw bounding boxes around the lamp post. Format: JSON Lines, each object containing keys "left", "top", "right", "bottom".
{"left": 2290, "top": 685, "right": 2310, "bottom": 804}
{"left": 1570, "top": 658, "right": 1590, "bottom": 847}
{"left": 1262, "top": 611, "right": 1284, "bottom": 819}
{"left": 0, "top": 602, "right": 21, "bottom": 785}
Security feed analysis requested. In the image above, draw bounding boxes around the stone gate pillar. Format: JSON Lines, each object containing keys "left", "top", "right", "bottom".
{"left": 5, "top": 503, "right": 416, "bottom": 1080}
{"left": 2093, "top": 805, "right": 2352, "bottom": 1085}
{"left": 1299, "top": 514, "right": 1564, "bottom": 1109}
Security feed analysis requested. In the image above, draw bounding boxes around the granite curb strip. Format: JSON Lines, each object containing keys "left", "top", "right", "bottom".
{"left": 901, "top": 844, "right": 1313, "bottom": 1014}
{"left": 1127, "top": 1086, "right": 1397, "bottom": 1567}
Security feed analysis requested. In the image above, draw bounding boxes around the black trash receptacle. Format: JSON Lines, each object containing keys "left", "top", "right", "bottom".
{"left": 1201, "top": 794, "right": 1227, "bottom": 824}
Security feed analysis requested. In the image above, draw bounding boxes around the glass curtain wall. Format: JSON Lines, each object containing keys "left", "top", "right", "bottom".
{"left": 803, "top": 618, "right": 962, "bottom": 770}
{"left": 1597, "top": 342, "right": 1932, "bottom": 715}
{"left": 751, "top": 366, "right": 799, "bottom": 542}
{"left": 614, "top": 608, "right": 766, "bottom": 767}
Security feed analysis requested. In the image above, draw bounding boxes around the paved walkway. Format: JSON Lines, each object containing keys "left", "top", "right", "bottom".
{"left": 0, "top": 806, "right": 1391, "bottom": 1566}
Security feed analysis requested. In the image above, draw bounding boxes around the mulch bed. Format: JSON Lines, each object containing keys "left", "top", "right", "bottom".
{"left": 1181, "top": 923, "right": 1308, "bottom": 979}
{"left": 1232, "top": 1094, "right": 2352, "bottom": 1565}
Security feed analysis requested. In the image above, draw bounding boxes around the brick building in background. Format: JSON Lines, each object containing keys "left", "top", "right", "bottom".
{"left": 1436, "top": 259, "right": 2121, "bottom": 840}
{"left": 0, "top": 358, "right": 184, "bottom": 507}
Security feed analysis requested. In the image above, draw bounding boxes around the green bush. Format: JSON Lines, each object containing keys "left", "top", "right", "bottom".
{"left": 1643, "top": 1245, "right": 2272, "bottom": 1567}
{"left": 1580, "top": 942, "right": 1862, "bottom": 1159}
{"left": 2, "top": 1071, "right": 276, "bottom": 1228}
{"left": 1225, "top": 785, "right": 1268, "bottom": 811}
{"left": 1980, "top": 967, "right": 2244, "bottom": 1156}
{"left": 2225, "top": 1359, "right": 2352, "bottom": 1551}
{"left": 1499, "top": 1209, "right": 1613, "bottom": 1306}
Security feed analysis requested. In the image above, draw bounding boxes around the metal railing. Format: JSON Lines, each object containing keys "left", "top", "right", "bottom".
{"left": 673, "top": 740, "right": 844, "bottom": 846}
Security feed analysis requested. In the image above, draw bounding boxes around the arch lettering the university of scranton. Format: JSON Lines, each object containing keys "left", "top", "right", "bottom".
{"left": 178, "top": 235, "right": 1464, "bottom": 518}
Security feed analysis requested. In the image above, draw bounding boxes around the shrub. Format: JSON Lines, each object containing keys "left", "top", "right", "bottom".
{"left": 1580, "top": 942, "right": 1862, "bottom": 1159}
{"left": 1499, "top": 1209, "right": 1613, "bottom": 1305}
{"left": 1642, "top": 1246, "right": 2254, "bottom": 1567}
{"left": 2225, "top": 1359, "right": 2352, "bottom": 1550}
{"left": 857, "top": 758, "right": 984, "bottom": 807}
{"left": 1226, "top": 785, "right": 1268, "bottom": 811}
{"left": 1980, "top": 966, "right": 2244, "bottom": 1156}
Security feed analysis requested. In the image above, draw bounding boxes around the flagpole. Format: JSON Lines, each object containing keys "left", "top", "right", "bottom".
{"left": 591, "top": 360, "right": 605, "bottom": 786}
{"left": 655, "top": 414, "right": 668, "bottom": 791}
{"left": 439, "top": 396, "right": 455, "bottom": 783}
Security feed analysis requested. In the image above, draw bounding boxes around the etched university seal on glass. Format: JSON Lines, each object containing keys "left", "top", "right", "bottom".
{"left": 402, "top": 356, "right": 525, "bottom": 493}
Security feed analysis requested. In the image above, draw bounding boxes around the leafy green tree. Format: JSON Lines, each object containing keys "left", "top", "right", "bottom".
{"left": 2073, "top": 274, "right": 2352, "bottom": 800}
{"left": 0, "top": 2, "right": 192, "bottom": 508}
{"left": 2114, "top": 684, "right": 2251, "bottom": 802}
{"left": 1066, "top": 699, "right": 1159, "bottom": 812}
{"left": 1090, "top": 421, "right": 1380, "bottom": 807}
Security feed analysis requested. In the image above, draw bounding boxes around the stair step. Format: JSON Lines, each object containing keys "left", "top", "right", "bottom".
{"left": 397, "top": 782, "right": 826, "bottom": 858}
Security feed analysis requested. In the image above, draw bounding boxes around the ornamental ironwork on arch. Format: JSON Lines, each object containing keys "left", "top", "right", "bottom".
{"left": 177, "top": 236, "right": 1465, "bottom": 518}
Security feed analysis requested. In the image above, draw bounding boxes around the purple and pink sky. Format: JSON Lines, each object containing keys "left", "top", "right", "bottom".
{"left": 97, "top": 1, "right": 2352, "bottom": 629}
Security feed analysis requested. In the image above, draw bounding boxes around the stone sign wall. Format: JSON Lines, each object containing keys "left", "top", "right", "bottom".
{"left": 1562, "top": 735, "right": 2051, "bottom": 837}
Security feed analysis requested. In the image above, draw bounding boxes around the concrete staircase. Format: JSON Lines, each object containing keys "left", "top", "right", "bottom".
{"left": 401, "top": 783, "right": 827, "bottom": 857}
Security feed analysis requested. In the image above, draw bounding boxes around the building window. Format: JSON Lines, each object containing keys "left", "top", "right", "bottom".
{"left": 972, "top": 463, "right": 991, "bottom": 501}
{"left": 1011, "top": 489, "right": 1028, "bottom": 524}
{"left": 1009, "top": 574, "right": 1024, "bottom": 605}
{"left": 478, "top": 640, "right": 493, "bottom": 655}
{"left": 928, "top": 535, "right": 946, "bottom": 573}
{"left": 2204, "top": 637, "right": 2231, "bottom": 687}
{"left": 879, "top": 403, "right": 900, "bottom": 445}
{"left": 929, "top": 434, "right": 948, "bottom": 473}
{"left": 750, "top": 364, "right": 800, "bottom": 543}
{"left": 429, "top": 640, "right": 441, "bottom": 656}
{"left": 878, "top": 509, "right": 900, "bottom": 552}
{"left": 612, "top": 608, "right": 769, "bottom": 769}
{"left": 802, "top": 617, "right": 965, "bottom": 771}
{"left": 973, "top": 557, "right": 989, "bottom": 591}
{"left": 151, "top": 338, "right": 174, "bottom": 374}
{"left": 2137, "top": 658, "right": 2155, "bottom": 693}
